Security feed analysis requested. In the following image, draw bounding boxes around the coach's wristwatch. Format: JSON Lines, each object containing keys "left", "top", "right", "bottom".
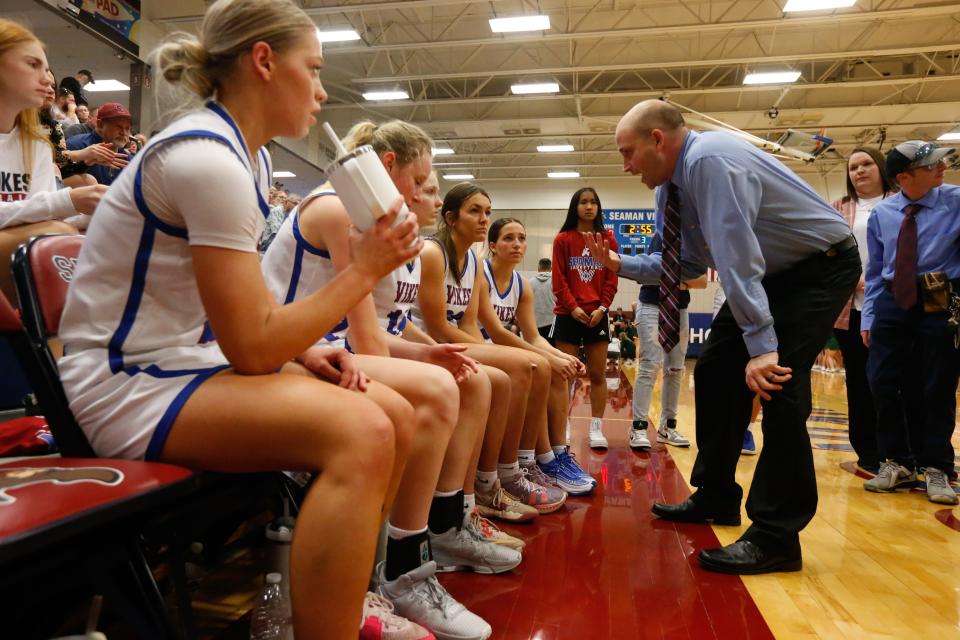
{"left": 597, "top": 306, "right": 608, "bottom": 314}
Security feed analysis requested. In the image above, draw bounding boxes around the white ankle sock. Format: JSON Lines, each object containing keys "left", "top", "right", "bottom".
{"left": 536, "top": 450, "right": 556, "bottom": 465}
{"left": 386, "top": 522, "right": 427, "bottom": 540}
{"left": 552, "top": 445, "right": 567, "bottom": 458}
{"left": 518, "top": 449, "right": 536, "bottom": 466}
{"left": 476, "top": 470, "right": 498, "bottom": 493}
{"left": 497, "top": 461, "right": 521, "bottom": 482}
{"left": 463, "top": 492, "right": 476, "bottom": 515}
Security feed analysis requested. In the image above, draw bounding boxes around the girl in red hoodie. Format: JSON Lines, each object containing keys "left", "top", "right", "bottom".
{"left": 551, "top": 187, "right": 618, "bottom": 449}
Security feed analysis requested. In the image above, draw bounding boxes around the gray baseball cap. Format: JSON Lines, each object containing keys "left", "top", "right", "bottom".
{"left": 885, "top": 140, "right": 955, "bottom": 177}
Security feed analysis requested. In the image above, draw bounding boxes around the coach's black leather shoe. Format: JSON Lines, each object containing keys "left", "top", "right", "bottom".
{"left": 697, "top": 540, "right": 802, "bottom": 575}
{"left": 650, "top": 498, "right": 741, "bottom": 526}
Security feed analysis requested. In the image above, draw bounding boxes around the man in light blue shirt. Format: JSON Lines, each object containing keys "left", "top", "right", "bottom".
{"left": 860, "top": 140, "right": 960, "bottom": 505}
{"left": 586, "top": 99, "right": 860, "bottom": 575}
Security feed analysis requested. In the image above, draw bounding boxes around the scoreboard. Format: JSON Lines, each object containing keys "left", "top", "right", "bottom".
{"left": 603, "top": 209, "right": 657, "bottom": 256}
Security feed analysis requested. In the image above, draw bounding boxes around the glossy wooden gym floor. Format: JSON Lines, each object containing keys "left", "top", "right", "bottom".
{"left": 206, "top": 363, "right": 960, "bottom": 639}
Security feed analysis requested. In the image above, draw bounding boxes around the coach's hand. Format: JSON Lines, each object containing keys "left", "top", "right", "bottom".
{"left": 745, "top": 351, "right": 792, "bottom": 401}
{"left": 583, "top": 232, "right": 621, "bottom": 273}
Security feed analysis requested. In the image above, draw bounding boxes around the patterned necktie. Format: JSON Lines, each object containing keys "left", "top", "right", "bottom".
{"left": 893, "top": 203, "right": 921, "bottom": 310}
{"left": 658, "top": 184, "right": 682, "bottom": 351}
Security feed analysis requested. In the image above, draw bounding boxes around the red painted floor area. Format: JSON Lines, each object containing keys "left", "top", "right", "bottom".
{"left": 437, "top": 374, "right": 774, "bottom": 640}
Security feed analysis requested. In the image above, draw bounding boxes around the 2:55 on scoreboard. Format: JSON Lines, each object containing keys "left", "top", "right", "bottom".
{"left": 619, "top": 223, "right": 653, "bottom": 235}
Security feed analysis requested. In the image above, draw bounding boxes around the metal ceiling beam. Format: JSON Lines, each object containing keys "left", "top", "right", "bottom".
{"left": 346, "top": 43, "right": 960, "bottom": 84}
{"left": 318, "top": 4, "right": 960, "bottom": 55}
{"left": 319, "top": 70, "right": 960, "bottom": 110}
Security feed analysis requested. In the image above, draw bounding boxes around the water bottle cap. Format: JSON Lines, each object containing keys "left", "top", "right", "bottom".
{"left": 265, "top": 521, "right": 294, "bottom": 543}
{"left": 265, "top": 572, "right": 282, "bottom": 585}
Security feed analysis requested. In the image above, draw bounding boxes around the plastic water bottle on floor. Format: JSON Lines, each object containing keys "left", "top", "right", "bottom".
{"left": 250, "top": 572, "right": 293, "bottom": 640}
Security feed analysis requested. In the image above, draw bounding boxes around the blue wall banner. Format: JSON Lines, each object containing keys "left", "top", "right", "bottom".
{"left": 686, "top": 312, "right": 714, "bottom": 357}
{"left": 603, "top": 209, "right": 656, "bottom": 256}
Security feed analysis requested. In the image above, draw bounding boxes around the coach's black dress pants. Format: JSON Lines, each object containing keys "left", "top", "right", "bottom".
{"left": 688, "top": 243, "right": 861, "bottom": 553}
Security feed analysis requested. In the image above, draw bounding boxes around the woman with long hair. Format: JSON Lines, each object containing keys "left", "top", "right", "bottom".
{"left": 262, "top": 120, "right": 521, "bottom": 640}
{"left": 481, "top": 216, "right": 596, "bottom": 495}
{"left": 56, "top": 2, "right": 425, "bottom": 637}
{"left": 416, "top": 182, "right": 568, "bottom": 521}
{"left": 832, "top": 146, "right": 897, "bottom": 474}
{"left": 551, "top": 187, "right": 619, "bottom": 449}
{"left": 0, "top": 19, "right": 104, "bottom": 303}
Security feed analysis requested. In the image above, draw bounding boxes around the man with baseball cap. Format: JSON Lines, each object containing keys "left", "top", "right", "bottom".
{"left": 58, "top": 69, "right": 94, "bottom": 107}
{"left": 65, "top": 102, "right": 131, "bottom": 186}
{"left": 861, "top": 140, "right": 960, "bottom": 505}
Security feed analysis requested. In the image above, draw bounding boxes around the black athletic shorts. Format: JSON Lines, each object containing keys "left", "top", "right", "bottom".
{"left": 551, "top": 312, "right": 610, "bottom": 346}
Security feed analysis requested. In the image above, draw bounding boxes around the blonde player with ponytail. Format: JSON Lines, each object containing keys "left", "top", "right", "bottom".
{"left": 57, "top": 2, "right": 423, "bottom": 638}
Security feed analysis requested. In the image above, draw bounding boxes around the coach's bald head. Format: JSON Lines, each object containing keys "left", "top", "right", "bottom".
{"left": 615, "top": 99, "right": 688, "bottom": 189}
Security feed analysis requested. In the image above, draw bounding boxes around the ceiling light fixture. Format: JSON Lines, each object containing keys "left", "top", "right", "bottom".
{"left": 86, "top": 79, "right": 130, "bottom": 92}
{"left": 937, "top": 132, "right": 960, "bottom": 141}
{"left": 783, "top": 0, "right": 857, "bottom": 12}
{"left": 432, "top": 147, "right": 455, "bottom": 156}
{"left": 511, "top": 82, "right": 560, "bottom": 95}
{"left": 489, "top": 15, "right": 550, "bottom": 33}
{"left": 316, "top": 29, "right": 361, "bottom": 43}
{"left": 548, "top": 171, "right": 580, "bottom": 179}
{"left": 537, "top": 144, "right": 574, "bottom": 153}
{"left": 743, "top": 71, "right": 801, "bottom": 85}
{"left": 444, "top": 174, "right": 475, "bottom": 180}
{"left": 362, "top": 90, "right": 409, "bottom": 101}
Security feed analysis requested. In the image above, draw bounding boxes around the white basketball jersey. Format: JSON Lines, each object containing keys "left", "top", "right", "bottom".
{"left": 261, "top": 187, "right": 348, "bottom": 345}
{"left": 59, "top": 102, "right": 271, "bottom": 372}
{"left": 480, "top": 259, "right": 523, "bottom": 341}
{"left": 412, "top": 238, "right": 477, "bottom": 329}
{"left": 373, "top": 257, "right": 421, "bottom": 337}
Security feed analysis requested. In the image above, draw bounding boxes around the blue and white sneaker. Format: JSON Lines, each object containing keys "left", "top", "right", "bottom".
{"left": 556, "top": 447, "right": 597, "bottom": 488}
{"left": 538, "top": 457, "right": 594, "bottom": 496}
{"left": 741, "top": 429, "right": 757, "bottom": 455}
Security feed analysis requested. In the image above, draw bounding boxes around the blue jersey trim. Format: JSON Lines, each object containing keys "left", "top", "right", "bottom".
{"left": 109, "top": 127, "right": 255, "bottom": 374}
{"left": 284, "top": 245, "right": 305, "bottom": 304}
{"left": 292, "top": 212, "right": 330, "bottom": 258}
{"left": 484, "top": 259, "right": 514, "bottom": 300}
{"left": 144, "top": 364, "right": 230, "bottom": 461}
{"left": 206, "top": 101, "right": 270, "bottom": 220}
{"left": 108, "top": 222, "right": 156, "bottom": 373}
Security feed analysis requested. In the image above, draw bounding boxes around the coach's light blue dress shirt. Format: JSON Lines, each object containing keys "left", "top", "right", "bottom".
{"left": 618, "top": 130, "right": 850, "bottom": 356}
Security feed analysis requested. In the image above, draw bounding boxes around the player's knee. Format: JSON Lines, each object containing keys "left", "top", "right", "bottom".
{"left": 420, "top": 367, "right": 459, "bottom": 436}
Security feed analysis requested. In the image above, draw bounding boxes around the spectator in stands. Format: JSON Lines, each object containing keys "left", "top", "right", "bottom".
{"left": 58, "top": 68, "right": 92, "bottom": 106}
{"left": 618, "top": 330, "right": 636, "bottom": 361}
{"left": 531, "top": 257, "right": 556, "bottom": 341}
{"left": 0, "top": 19, "right": 104, "bottom": 302}
{"left": 259, "top": 187, "right": 288, "bottom": 255}
{"left": 75, "top": 103, "right": 89, "bottom": 125}
{"left": 285, "top": 193, "right": 300, "bottom": 212}
{"left": 831, "top": 147, "right": 897, "bottom": 474}
{"left": 66, "top": 102, "right": 131, "bottom": 185}
{"left": 50, "top": 87, "right": 78, "bottom": 125}
{"left": 39, "top": 71, "right": 109, "bottom": 191}
{"left": 862, "top": 141, "right": 960, "bottom": 505}
{"left": 64, "top": 105, "right": 96, "bottom": 138}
